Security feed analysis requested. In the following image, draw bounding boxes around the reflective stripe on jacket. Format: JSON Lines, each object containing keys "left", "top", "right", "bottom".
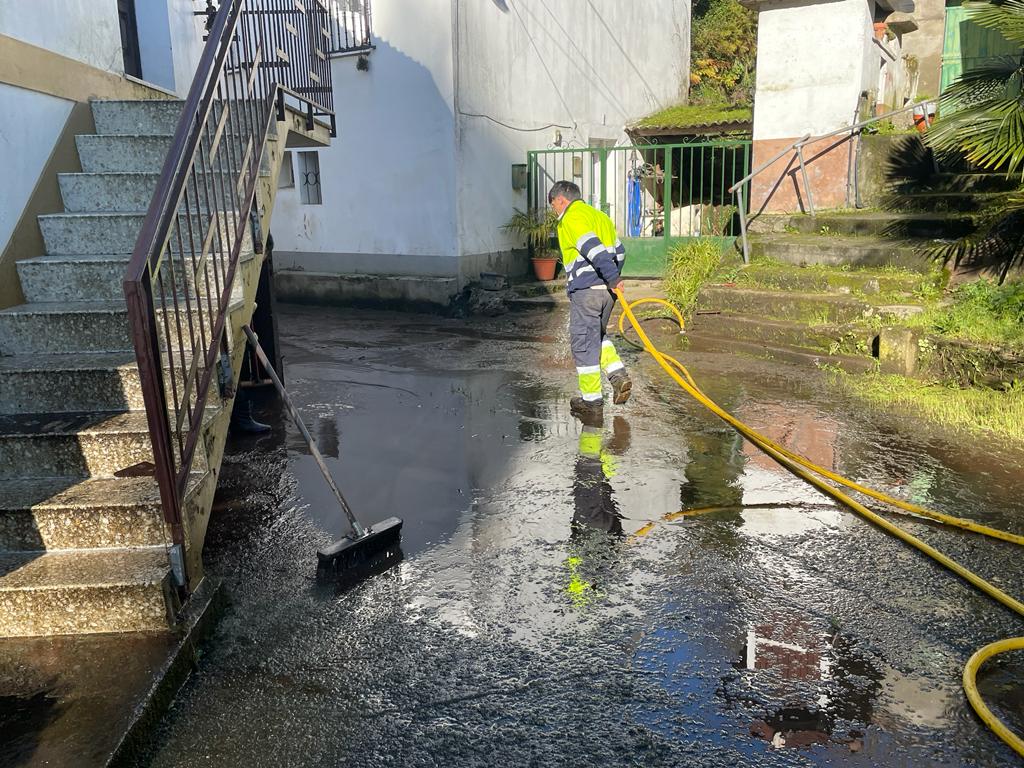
{"left": 556, "top": 200, "right": 625, "bottom": 294}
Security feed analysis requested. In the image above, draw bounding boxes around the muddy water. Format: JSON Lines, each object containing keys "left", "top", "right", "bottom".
{"left": 137, "top": 304, "right": 1024, "bottom": 767}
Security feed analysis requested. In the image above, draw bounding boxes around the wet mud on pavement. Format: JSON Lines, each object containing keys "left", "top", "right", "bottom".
{"left": 136, "top": 302, "right": 1024, "bottom": 767}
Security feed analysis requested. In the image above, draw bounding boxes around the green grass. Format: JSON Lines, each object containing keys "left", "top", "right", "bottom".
{"left": 633, "top": 103, "right": 752, "bottom": 129}
{"left": 829, "top": 370, "right": 1024, "bottom": 443}
{"left": 664, "top": 240, "right": 727, "bottom": 315}
{"left": 904, "top": 279, "right": 1024, "bottom": 346}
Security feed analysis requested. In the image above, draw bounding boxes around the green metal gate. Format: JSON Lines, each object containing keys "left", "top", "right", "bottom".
{"left": 941, "top": 0, "right": 1022, "bottom": 93}
{"left": 527, "top": 140, "right": 752, "bottom": 277}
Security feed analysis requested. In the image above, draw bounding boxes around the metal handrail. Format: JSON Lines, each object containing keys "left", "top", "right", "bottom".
{"left": 124, "top": 0, "right": 335, "bottom": 590}
{"left": 326, "top": 0, "right": 374, "bottom": 56}
{"left": 729, "top": 99, "right": 936, "bottom": 262}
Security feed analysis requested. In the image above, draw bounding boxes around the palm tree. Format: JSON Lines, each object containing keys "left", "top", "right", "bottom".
{"left": 924, "top": 0, "right": 1024, "bottom": 281}
{"left": 928, "top": 0, "right": 1024, "bottom": 174}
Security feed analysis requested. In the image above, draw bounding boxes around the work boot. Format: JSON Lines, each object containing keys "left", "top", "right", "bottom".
{"left": 570, "top": 396, "right": 604, "bottom": 426}
{"left": 608, "top": 369, "right": 632, "bottom": 405}
{"left": 230, "top": 397, "right": 272, "bottom": 434}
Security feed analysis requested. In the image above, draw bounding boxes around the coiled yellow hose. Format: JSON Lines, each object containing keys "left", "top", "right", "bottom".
{"left": 614, "top": 288, "right": 1024, "bottom": 758}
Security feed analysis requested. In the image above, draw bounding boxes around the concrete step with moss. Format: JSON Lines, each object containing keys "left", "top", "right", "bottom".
{"left": 0, "top": 547, "right": 174, "bottom": 637}
{"left": 38, "top": 211, "right": 244, "bottom": 255}
{"left": 733, "top": 261, "right": 938, "bottom": 296}
{"left": 892, "top": 172, "right": 1019, "bottom": 195}
{"left": 889, "top": 190, "right": 1013, "bottom": 212}
{"left": 0, "top": 476, "right": 173, "bottom": 551}
{"left": 684, "top": 331, "right": 877, "bottom": 373}
{"left": 783, "top": 211, "right": 977, "bottom": 239}
{"left": 688, "top": 313, "right": 879, "bottom": 357}
{"left": 696, "top": 285, "right": 874, "bottom": 324}
{"left": 90, "top": 99, "right": 183, "bottom": 136}
{"left": 749, "top": 233, "right": 937, "bottom": 272}
{"left": 58, "top": 172, "right": 238, "bottom": 214}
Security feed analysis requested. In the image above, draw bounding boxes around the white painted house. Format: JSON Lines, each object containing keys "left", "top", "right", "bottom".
{"left": 271, "top": 0, "right": 690, "bottom": 305}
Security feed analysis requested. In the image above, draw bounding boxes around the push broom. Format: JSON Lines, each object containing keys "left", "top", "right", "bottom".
{"left": 242, "top": 326, "right": 404, "bottom": 578}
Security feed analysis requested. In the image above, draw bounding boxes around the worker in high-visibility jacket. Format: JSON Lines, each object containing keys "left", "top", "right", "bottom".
{"left": 548, "top": 181, "right": 632, "bottom": 423}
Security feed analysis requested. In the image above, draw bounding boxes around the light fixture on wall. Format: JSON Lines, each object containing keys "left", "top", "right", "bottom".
{"left": 572, "top": 156, "right": 583, "bottom": 178}
{"left": 553, "top": 129, "right": 562, "bottom": 147}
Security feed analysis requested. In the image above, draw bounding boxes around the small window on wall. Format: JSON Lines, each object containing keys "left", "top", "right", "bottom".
{"left": 278, "top": 151, "right": 295, "bottom": 189}
{"left": 298, "top": 151, "right": 322, "bottom": 205}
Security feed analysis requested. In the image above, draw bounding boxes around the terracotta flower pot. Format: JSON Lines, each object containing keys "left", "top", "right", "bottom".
{"left": 531, "top": 257, "right": 558, "bottom": 281}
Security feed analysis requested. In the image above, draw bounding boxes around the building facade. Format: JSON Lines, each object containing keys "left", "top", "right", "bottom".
{"left": 270, "top": 0, "right": 690, "bottom": 302}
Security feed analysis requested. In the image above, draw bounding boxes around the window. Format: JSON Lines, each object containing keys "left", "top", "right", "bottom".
{"left": 298, "top": 151, "right": 322, "bottom": 205}
{"left": 278, "top": 151, "right": 295, "bottom": 189}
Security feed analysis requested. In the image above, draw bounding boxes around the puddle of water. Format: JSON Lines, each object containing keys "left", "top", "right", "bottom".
{"left": 136, "top": 305, "right": 1024, "bottom": 768}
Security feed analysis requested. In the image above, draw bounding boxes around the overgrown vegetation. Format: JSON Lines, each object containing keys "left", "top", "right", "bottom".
{"left": 905, "top": 278, "right": 1024, "bottom": 346}
{"left": 664, "top": 239, "right": 726, "bottom": 315}
{"left": 925, "top": 0, "right": 1024, "bottom": 279}
{"left": 633, "top": 104, "right": 752, "bottom": 129}
{"left": 829, "top": 370, "right": 1024, "bottom": 443}
{"left": 690, "top": 0, "right": 757, "bottom": 105}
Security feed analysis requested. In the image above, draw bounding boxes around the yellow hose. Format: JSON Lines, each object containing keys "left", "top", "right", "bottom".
{"left": 613, "top": 288, "right": 1024, "bottom": 758}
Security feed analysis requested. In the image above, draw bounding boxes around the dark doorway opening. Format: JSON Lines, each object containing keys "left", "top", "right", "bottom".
{"left": 117, "top": 0, "right": 143, "bottom": 78}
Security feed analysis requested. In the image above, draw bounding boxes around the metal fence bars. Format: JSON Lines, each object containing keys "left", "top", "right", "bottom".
{"left": 123, "top": 0, "right": 335, "bottom": 589}
{"left": 325, "top": 0, "right": 373, "bottom": 55}
{"left": 527, "top": 141, "right": 752, "bottom": 275}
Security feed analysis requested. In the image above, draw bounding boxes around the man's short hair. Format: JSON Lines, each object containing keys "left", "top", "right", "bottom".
{"left": 548, "top": 181, "right": 582, "bottom": 204}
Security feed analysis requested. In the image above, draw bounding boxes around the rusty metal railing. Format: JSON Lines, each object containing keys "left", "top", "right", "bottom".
{"left": 326, "top": 0, "right": 373, "bottom": 56}
{"left": 124, "top": 0, "right": 335, "bottom": 589}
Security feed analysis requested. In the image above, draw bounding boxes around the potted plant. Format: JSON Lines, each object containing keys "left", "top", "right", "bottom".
{"left": 503, "top": 208, "right": 560, "bottom": 281}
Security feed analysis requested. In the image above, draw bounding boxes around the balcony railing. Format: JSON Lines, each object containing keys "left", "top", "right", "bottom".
{"left": 124, "top": 0, "right": 335, "bottom": 591}
{"left": 325, "top": 0, "right": 373, "bottom": 56}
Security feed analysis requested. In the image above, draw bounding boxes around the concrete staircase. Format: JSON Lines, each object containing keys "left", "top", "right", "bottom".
{"left": 683, "top": 170, "right": 1015, "bottom": 371}
{"left": 0, "top": 100, "right": 239, "bottom": 637}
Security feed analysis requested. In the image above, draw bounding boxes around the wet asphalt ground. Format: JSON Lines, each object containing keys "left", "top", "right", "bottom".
{"left": 135, "top": 301, "right": 1024, "bottom": 767}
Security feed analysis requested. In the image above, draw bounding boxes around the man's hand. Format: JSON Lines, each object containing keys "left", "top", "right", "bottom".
{"left": 612, "top": 280, "right": 625, "bottom": 292}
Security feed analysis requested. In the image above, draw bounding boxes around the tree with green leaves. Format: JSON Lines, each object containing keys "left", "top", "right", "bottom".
{"left": 690, "top": 0, "right": 757, "bottom": 106}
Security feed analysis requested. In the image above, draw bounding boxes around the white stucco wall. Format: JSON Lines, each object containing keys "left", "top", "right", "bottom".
{"left": 0, "top": 85, "right": 73, "bottom": 255}
{"left": 453, "top": 0, "right": 689, "bottom": 262}
{"left": 0, "top": 0, "right": 124, "bottom": 73}
{"left": 272, "top": 0, "right": 689, "bottom": 282}
{"left": 271, "top": 0, "right": 460, "bottom": 277}
{"left": 752, "top": 0, "right": 874, "bottom": 140}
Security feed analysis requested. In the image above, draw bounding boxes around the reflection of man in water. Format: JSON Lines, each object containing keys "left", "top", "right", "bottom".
{"left": 566, "top": 416, "right": 631, "bottom": 605}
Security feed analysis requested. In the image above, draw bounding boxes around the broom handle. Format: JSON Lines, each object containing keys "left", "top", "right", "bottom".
{"left": 242, "top": 325, "right": 366, "bottom": 538}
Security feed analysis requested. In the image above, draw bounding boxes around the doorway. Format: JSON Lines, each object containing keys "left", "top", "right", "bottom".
{"left": 117, "top": 0, "right": 143, "bottom": 79}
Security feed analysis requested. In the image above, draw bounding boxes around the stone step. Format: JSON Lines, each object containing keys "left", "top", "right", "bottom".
{"left": 749, "top": 234, "right": 937, "bottom": 272}
{"left": 892, "top": 190, "right": 1012, "bottom": 212}
{"left": 697, "top": 285, "right": 873, "bottom": 324}
{"left": 76, "top": 134, "right": 176, "bottom": 174}
{"left": 0, "top": 408, "right": 216, "bottom": 481}
{"left": 688, "top": 312, "right": 879, "bottom": 357}
{"left": 0, "top": 411, "right": 159, "bottom": 480}
{"left": 893, "top": 172, "right": 1019, "bottom": 194}
{"left": 0, "top": 298, "right": 243, "bottom": 356}
{"left": 0, "top": 548, "right": 173, "bottom": 636}
{"left": 784, "top": 212, "right": 977, "bottom": 239}
{"left": 0, "top": 352, "right": 141, "bottom": 414}
{"left": 38, "top": 211, "right": 243, "bottom": 255}
{"left": 685, "top": 331, "right": 877, "bottom": 373}
{"left": 91, "top": 99, "right": 183, "bottom": 136}
{"left": 0, "top": 476, "right": 168, "bottom": 550}
{"left": 57, "top": 172, "right": 239, "bottom": 214}
{"left": 17, "top": 251, "right": 248, "bottom": 303}
{"left": 76, "top": 133, "right": 273, "bottom": 176}
{"left": 736, "top": 262, "right": 936, "bottom": 295}
{"left": 0, "top": 301, "right": 133, "bottom": 354}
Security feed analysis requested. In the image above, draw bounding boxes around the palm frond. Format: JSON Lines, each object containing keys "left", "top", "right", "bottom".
{"left": 964, "top": 0, "right": 1024, "bottom": 46}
